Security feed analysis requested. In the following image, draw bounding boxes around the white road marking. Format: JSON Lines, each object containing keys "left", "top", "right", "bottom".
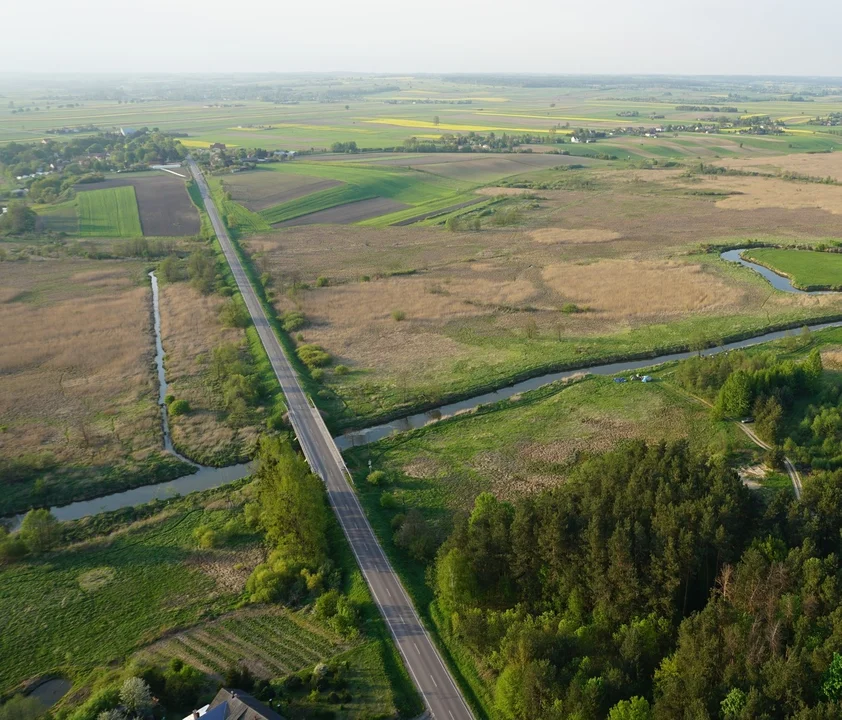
{"left": 414, "top": 642, "right": 421, "bottom": 655}
{"left": 431, "top": 674, "right": 438, "bottom": 688}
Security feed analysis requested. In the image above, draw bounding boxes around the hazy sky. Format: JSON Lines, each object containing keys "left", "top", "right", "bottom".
{"left": 4, "top": 0, "right": 842, "bottom": 76}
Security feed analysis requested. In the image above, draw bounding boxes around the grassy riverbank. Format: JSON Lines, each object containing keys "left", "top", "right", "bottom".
{"left": 743, "top": 248, "right": 842, "bottom": 291}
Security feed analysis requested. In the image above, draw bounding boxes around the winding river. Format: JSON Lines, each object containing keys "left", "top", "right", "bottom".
{"left": 8, "top": 253, "right": 842, "bottom": 525}
{"left": 336, "top": 250, "right": 839, "bottom": 447}
{"left": 719, "top": 248, "right": 827, "bottom": 295}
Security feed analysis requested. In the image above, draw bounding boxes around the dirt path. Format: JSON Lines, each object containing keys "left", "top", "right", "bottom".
{"left": 675, "top": 384, "right": 802, "bottom": 499}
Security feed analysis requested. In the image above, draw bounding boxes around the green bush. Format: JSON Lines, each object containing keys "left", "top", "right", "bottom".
{"left": 334, "top": 365, "right": 349, "bottom": 376}
{"left": 266, "top": 410, "right": 287, "bottom": 431}
{"left": 219, "top": 298, "right": 250, "bottom": 328}
{"left": 169, "top": 399, "right": 190, "bottom": 416}
{"left": 282, "top": 311, "right": 306, "bottom": 332}
{"left": 561, "top": 303, "right": 584, "bottom": 314}
{"left": 297, "top": 344, "right": 331, "bottom": 369}
{"left": 380, "top": 492, "right": 398, "bottom": 509}
{"left": 311, "top": 368, "right": 325, "bottom": 382}
{"left": 391, "top": 310, "right": 406, "bottom": 322}
{"left": 367, "top": 470, "right": 388, "bottom": 486}
{"left": 193, "top": 526, "right": 219, "bottom": 549}
{"left": 315, "top": 276, "right": 329, "bottom": 287}
{"left": 164, "top": 394, "right": 175, "bottom": 405}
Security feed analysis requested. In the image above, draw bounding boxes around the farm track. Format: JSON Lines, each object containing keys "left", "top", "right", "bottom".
{"left": 187, "top": 157, "right": 474, "bottom": 720}
{"left": 676, "top": 386, "right": 803, "bottom": 499}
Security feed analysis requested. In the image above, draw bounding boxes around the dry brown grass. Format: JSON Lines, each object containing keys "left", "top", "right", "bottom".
{"left": 158, "top": 282, "right": 261, "bottom": 462}
{"left": 720, "top": 151, "right": 842, "bottom": 181}
{"left": 247, "top": 168, "right": 842, "bottom": 415}
{"left": 542, "top": 259, "right": 745, "bottom": 319}
{"left": 820, "top": 347, "right": 842, "bottom": 369}
{"left": 685, "top": 175, "right": 842, "bottom": 215}
{"left": 0, "top": 259, "right": 160, "bottom": 468}
{"left": 185, "top": 545, "right": 265, "bottom": 594}
{"left": 530, "top": 228, "right": 622, "bottom": 244}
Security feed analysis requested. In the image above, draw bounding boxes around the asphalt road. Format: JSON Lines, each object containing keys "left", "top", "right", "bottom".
{"left": 186, "top": 159, "right": 473, "bottom": 720}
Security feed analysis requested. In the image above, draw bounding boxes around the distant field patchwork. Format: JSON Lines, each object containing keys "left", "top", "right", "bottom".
{"left": 244, "top": 161, "right": 472, "bottom": 227}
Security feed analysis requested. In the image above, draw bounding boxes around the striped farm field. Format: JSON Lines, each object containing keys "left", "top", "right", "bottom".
{"left": 77, "top": 186, "right": 143, "bottom": 237}
{"left": 140, "top": 608, "right": 345, "bottom": 680}
{"left": 361, "top": 118, "right": 549, "bottom": 133}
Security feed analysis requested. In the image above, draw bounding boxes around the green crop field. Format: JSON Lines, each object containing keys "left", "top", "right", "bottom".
{"left": 77, "top": 186, "right": 143, "bottom": 237}
{"left": 743, "top": 248, "right": 842, "bottom": 290}
{"left": 140, "top": 608, "right": 344, "bottom": 678}
{"left": 244, "top": 162, "right": 472, "bottom": 226}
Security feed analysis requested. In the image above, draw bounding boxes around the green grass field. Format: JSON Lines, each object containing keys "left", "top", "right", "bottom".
{"left": 743, "top": 248, "right": 842, "bottom": 290}
{"left": 0, "top": 503, "right": 252, "bottom": 693}
{"left": 345, "top": 372, "right": 752, "bottom": 513}
{"left": 77, "top": 186, "right": 143, "bottom": 237}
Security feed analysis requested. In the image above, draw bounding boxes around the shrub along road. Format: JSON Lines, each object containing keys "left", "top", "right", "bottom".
{"left": 186, "top": 157, "right": 473, "bottom": 720}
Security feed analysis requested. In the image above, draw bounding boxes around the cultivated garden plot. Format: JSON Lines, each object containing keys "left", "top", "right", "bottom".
{"left": 34, "top": 173, "right": 200, "bottom": 238}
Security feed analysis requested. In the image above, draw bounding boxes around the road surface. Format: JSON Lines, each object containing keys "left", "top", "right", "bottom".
{"left": 186, "top": 158, "right": 474, "bottom": 720}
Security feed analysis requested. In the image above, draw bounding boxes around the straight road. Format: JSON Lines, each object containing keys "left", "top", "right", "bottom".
{"left": 186, "top": 158, "right": 473, "bottom": 720}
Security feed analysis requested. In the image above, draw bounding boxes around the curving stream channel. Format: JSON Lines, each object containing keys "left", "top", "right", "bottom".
{"left": 7, "top": 274, "right": 253, "bottom": 528}
{"left": 9, "top": 253, "right": 842, "bottom": 525}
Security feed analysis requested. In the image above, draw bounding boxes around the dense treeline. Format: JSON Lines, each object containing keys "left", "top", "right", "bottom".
{"left": 676, "top": 344, "right": 842, "bottom": 470}
{"left": 434, "top": 441, "right": 753, "bottom": 718}
{"left": 1, "top": 130, "right": 185, "bottom": 203}
{"left": 429, "top": 440, "right": 842, "bottom": 718}
{"left": 243, "top": 438, "right": 359, "bottom": 637}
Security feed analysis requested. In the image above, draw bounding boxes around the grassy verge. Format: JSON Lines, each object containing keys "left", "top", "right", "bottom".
{"left": 187, "top": 178, "right": 287, "bottom": 425}
{"left": 328, "top": 514, "right": 423, "bottom": 718}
